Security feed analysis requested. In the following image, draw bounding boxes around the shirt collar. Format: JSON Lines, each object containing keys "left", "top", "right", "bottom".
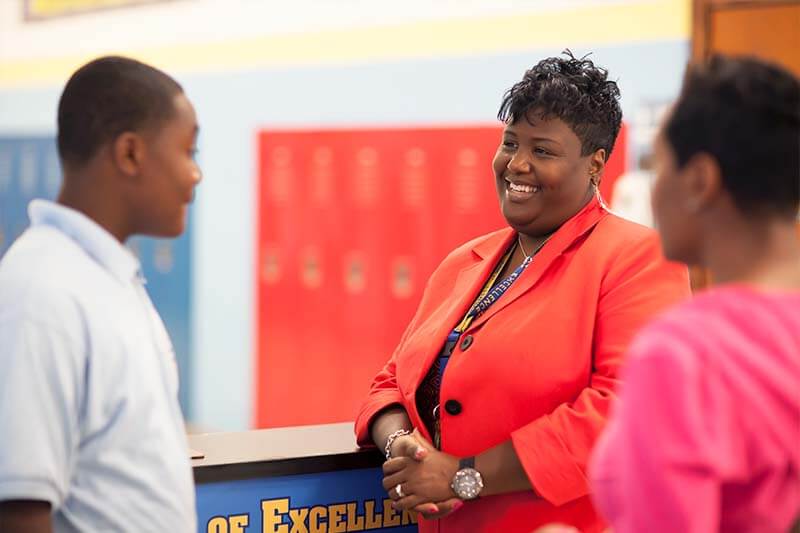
{"left": 28, "top": 199, "right": 141, "bottom": 285}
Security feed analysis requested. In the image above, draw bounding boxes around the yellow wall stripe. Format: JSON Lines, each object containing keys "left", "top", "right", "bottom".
{"left": 26, "top": 0, "right": 169, "bottom": 19}
{"left": 1, "top": 0, "right": 689, "bottom": 88}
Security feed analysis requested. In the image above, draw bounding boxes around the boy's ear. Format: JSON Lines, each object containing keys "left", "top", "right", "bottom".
{"left": 112, "top": 132, "right": 146, "bottom": 178}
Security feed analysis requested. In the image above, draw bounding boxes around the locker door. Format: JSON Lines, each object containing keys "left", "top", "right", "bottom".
{"left": 256, "top": 133, "right": 304, "bottom": 428}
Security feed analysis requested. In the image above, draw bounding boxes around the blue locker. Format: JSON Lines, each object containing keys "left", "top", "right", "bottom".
{"left": 0, "top": 136, "right": 193, "bottom": 416}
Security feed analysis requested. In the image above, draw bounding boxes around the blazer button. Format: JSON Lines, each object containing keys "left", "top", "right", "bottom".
{"left": 444, "top": 399, "right": 462, "bottom": 415}
{"left": 460, "top": 335, "right": 474, "bottom": 351}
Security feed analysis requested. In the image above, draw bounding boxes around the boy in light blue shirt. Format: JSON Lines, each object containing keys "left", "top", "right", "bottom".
{"left": 0, "top": 56, "right": 202, "bottom": 532}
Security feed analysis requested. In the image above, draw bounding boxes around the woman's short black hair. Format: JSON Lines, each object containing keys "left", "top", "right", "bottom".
{"left": 57, "top": 56, "right": 183, "bottom": 168}
{"left": 665, "top": 55, "right": 800, "bottom": 219}
{"left": 497, "top": 50, "right": 622, "bottom": 160}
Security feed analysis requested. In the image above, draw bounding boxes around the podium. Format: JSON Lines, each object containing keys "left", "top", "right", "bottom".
{"left": 190, "top": 422, "right": 418, "bottom": 533}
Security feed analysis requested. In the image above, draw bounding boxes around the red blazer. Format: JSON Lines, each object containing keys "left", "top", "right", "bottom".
{"left": 355, "top": 198, "right": 691, "bottom": 532}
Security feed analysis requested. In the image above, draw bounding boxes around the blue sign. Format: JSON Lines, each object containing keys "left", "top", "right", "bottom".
{"left": 197, "top": 468, "right": 417, "bottom": 533}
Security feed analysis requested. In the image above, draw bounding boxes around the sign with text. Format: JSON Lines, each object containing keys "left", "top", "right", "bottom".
{"left": 197, "top": 468, "right": 416, "bottom": 533}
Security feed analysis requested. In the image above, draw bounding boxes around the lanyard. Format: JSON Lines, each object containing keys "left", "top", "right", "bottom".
{"left": 452, "top": 252, "right": 530, "bottom": 339}
{"left": 432, "top": 234, "right": 547, "bottom": 448}
{"left": 439, "top": 238, "right": 538, "bottom": 379}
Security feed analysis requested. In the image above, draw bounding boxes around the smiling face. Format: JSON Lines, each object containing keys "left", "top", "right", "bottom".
{"left": 492, "top": 112, "right": 605, "bottom": 236}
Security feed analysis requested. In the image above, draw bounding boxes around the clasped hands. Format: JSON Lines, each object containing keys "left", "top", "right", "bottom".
{"left": 381, "top": 428, "right": 464, "bottom": 520}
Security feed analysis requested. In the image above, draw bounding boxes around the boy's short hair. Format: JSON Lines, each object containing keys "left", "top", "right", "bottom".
{"left": 57, "top": 56, "right": 183, "bottom": 168}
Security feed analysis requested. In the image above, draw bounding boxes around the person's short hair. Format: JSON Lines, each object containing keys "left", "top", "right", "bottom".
{"left": 665, "top": 55, "right": 800, "bottom": 219}
{"left": 57, "top": 56, "right": 183, "bottom": 168}
{"left": 497, "top": 50, "right": 622, "bottom": 160}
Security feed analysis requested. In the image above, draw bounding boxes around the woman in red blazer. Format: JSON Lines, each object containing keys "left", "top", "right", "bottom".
{"left": 354, "top": 52, "right": 690, "bottom": 533}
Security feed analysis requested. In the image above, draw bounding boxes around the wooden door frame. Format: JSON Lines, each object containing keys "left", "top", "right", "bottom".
{"left": 692, "top": 0, "right": 800, "bottom": 61}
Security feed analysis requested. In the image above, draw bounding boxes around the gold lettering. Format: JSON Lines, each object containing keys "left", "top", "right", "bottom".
{"left": 262, "top": 498, "right": 290, "bottom": 533}
{"left": 309, "top": 506, "right": 327, "bottom": 533}
{"left": 288, "top": 508, "right": 310, "bottom": 533}
{"left": 382, "top": 499, "right": 401, "bottom": 527}
{"left": 363, "top": 500, "right": 382, "bottom": 529}
{"left": 345, "top": 503, "right": 364, "bottom": 531}
{"left": 327, "top": 504, "right": 346, "bottom": 533}
{"left": 208, "top": 517, "right": 228, "bottom": 533}
{"left": 401, "top": 509, "right": 418, "bottom": 525}
{"left": 230, "top": 514, "right": 249, "bottom": 533}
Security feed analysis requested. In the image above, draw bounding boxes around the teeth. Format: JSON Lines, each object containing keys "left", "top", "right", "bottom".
{"left": 507, "top": 181, "right": 539, "bottom": 193}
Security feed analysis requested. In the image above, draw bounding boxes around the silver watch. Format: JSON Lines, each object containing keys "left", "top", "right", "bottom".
{"left": 450, "top": 456, "right": 484, "bottom": 500}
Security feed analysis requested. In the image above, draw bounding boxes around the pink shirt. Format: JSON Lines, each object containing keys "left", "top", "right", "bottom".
{"left": 590, "top": 286, "right": 800, "bottom": 532}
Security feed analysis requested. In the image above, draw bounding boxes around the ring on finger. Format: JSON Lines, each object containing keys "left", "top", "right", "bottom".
{"left": 395, "top": 483, "right": 405, "bottom": 498}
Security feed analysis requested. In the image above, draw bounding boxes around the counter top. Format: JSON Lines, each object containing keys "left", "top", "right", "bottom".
{"left": 189, "top": 422, "right": 384, "bottom": 483}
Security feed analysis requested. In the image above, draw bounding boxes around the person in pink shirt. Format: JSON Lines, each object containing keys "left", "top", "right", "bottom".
{"left": 589, "top": 55, "right": 800, "bottom": 532}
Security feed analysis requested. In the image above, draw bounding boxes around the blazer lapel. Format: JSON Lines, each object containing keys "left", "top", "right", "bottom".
{"left": 405, "top": 229, "right": 516, "bottom": 391}
{"left": 469, "top": 197, "right": 608, "bottom": 331}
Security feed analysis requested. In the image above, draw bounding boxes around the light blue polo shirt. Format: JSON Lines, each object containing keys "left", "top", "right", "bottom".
{"left": 0, "top": 200, "right": 196, "bottom": 532}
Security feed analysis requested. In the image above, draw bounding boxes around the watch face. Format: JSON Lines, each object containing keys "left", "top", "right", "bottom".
{"left": 452, "top": 467, "right": 484, "bottom": 500}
